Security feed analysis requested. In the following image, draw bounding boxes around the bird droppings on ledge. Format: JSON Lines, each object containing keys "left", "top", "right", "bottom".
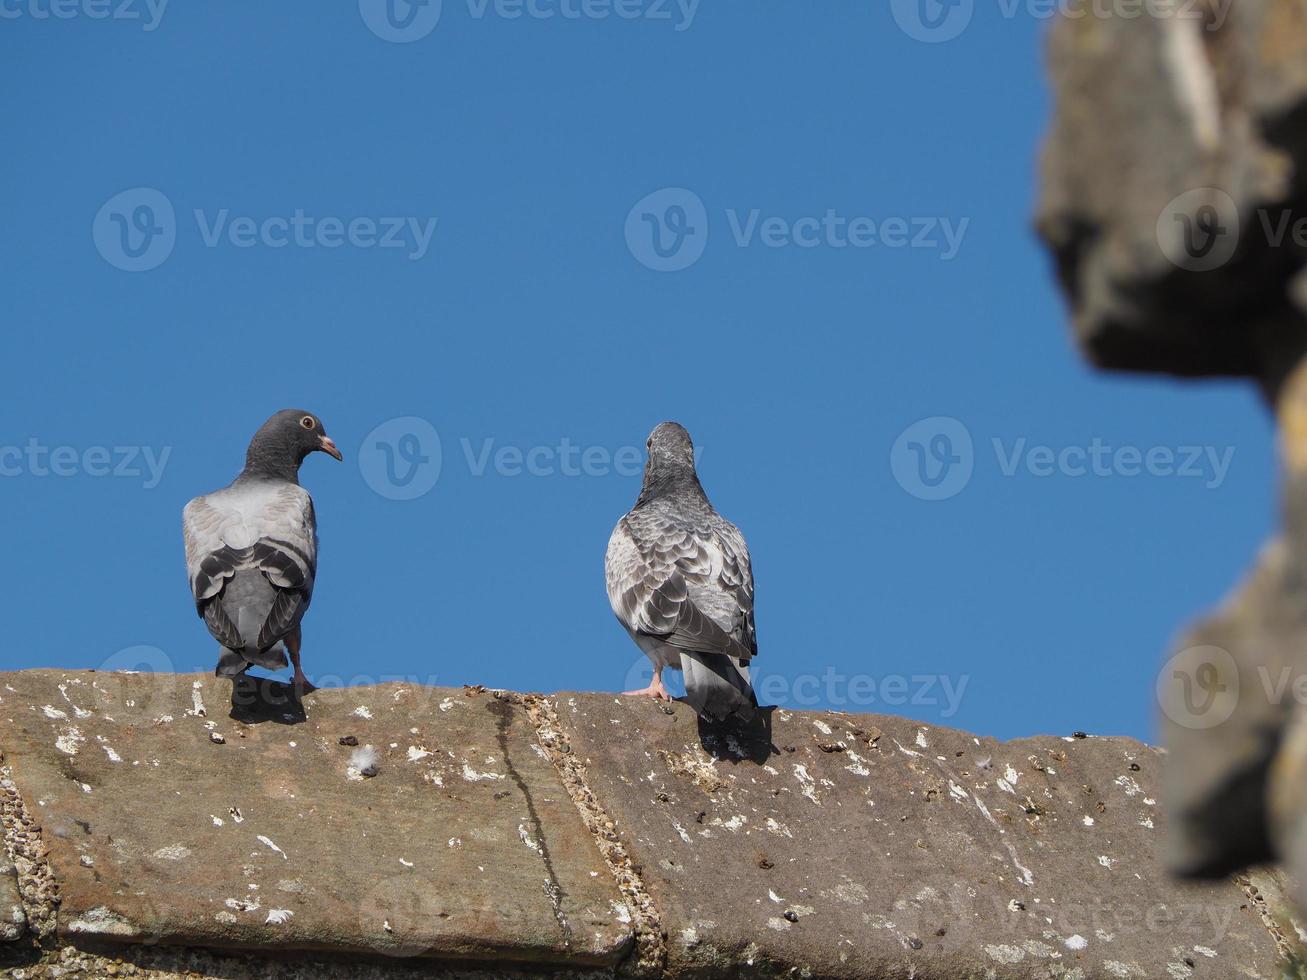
{"left": 256, "top": 836, "right": 287, "bottom": 861}
{"left": 546, "top": 691, "right": 1287, "bottom": 978}
{"left": 460, "top": 762, "right": 504, "bottom": 783}
{"left": 0, "top": 671, "right": 635, "bottom": 972}
{"left": 0, "top": 672, "right": 1293, "bottom": 978}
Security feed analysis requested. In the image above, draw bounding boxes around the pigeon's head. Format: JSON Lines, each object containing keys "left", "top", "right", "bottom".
{"left": 646, "top": 421, "right": 695, "bottom": 467}
{"left": 245, "top": 409, "right": 343, "bottom": 477}
{"left": 635, "top": 422, "right": 705, "bottom": 506}
{"left": 635, "top": 422, "right": 706, "bottom": 507}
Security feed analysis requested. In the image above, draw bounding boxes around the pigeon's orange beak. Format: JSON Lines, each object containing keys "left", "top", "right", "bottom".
{"left": 319, "top": 436, "right": 343, "bottom": 461}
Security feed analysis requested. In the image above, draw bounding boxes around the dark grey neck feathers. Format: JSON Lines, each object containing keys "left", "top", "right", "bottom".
{"left": 241, "top": 435, "right": 305, "bottom": 484}
{"left": 635, "top": 456, "right": 710, "bottom": 510}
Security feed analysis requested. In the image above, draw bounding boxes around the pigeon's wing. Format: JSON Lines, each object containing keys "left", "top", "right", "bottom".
{"left": 707, "top": 517, "right": 757, "bottom": 659}
{"left": 183, "top": 482, "right": 318, "bottom": 643}
{"left": 606, "top": 511, "right": 754, "bottom": 662}
{"left": 201, "top": 589, "right": 243, "bottom": 650}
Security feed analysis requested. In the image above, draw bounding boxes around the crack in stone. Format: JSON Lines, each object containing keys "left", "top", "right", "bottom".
{"left": 497, "top": 692, "right": 666, "bottom": 977}
{"left": 486, "top": 697, "right": 573, "bottom": 949}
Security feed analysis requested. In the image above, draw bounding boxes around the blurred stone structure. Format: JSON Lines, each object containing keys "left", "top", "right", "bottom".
{"left": 1038, "top": 0, "right": 1307, "bottom": 920}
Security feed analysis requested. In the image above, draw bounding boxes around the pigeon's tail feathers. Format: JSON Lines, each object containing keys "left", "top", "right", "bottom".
{"left": 214, "top": 640, "right": 289, "bottom": 678}
{"left": 681, "top": 650, "right": 757, "bottom": 724}
{"left": 212, "top": 594, "right": 289, "bottom": 677}
{"left": 209, "top": 571, "right": 291, "bottom": 677}
{"left": 236, "top": 604, "right": 261, "bottom": 652}
{"left": 237, "top": 603, "right": 291, "bottom": 669}
{"left": 215, "top": 647, "right": 249, "bottom": 678}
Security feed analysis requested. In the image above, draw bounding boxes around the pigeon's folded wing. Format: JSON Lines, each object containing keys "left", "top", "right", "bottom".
{"left": 709, "top": 518, "right": 757, "bottom": 659}
{"left": 606, "top": 514, "right": 754, "bottom": 663}
{"left": 183, "top": 482, "right": 318, "bottom": 621}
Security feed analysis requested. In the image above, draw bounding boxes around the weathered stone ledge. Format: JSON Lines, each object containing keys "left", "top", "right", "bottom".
{"left": 0, "top": 670, "right": 1291, "bottom": 979}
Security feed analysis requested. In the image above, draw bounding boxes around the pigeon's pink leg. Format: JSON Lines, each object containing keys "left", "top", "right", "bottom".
{"left": 286, "top": 627, "right": 315, "bottom": 696}
{"left": 623, "top": 665, "right": 672, "bottom": 701}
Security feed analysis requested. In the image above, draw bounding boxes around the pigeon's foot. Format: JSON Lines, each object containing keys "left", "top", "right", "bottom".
{"left": 622, "top": 679, "right": 673, "bottom": 702}
{"left": 293, "top": 671, "right": 317, "bottom": 698}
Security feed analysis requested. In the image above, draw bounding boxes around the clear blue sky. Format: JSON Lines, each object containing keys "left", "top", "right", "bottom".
{"left": 1, "top": 1, "right": 1274, "bottom": 741}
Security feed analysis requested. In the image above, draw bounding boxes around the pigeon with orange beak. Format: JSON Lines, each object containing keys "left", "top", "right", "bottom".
{"left": 183, "top": 409, "right": 341, "bottom": 694}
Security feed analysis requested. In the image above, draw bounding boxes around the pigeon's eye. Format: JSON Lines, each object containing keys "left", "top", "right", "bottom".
{"left": 300, "top": 416, "right": 316, "bottom": 430}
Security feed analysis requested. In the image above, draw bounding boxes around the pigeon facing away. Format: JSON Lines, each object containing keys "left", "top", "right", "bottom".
{"left": 183, "top": 409, "right": 342, "bottom": 691}
{"left": 605, "top": 422, "right": 758, "bottom": 723}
